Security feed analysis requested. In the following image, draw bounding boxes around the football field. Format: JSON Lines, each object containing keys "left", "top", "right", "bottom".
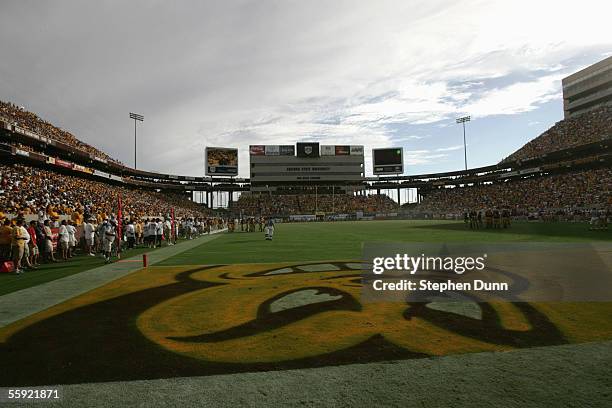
{"left": 160, "top": 219, "right": 612, "bottom": 265}
{"left": 1, "top": 220, "right": 612, "bottom": 405}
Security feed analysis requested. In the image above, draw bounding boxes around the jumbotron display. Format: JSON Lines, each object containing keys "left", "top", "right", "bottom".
{"left": 205, "top": 147, "right": 238, "bottom": 176}
{"left": 372, "top": 147, "right": 404, "bottom": 175}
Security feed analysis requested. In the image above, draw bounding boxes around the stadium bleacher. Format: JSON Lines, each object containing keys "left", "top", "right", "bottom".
{"left": 0, "top": 99, "right": 610, "bottom": 225}
{"left": 0, "top": 101, "right": 122, "bottom": 165}
{"left": 411, "top": 167, "right": 612, "bottom": 218}
{"left": 0, "top": 163, "right": 209, "bottom": 222}
{"left": 234, "top": 193, "right": 398, "bottom": 216}
{"left": 502, "top": 106, "right": 611, "bottom": 163}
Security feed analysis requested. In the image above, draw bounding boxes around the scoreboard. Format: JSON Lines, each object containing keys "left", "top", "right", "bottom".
{"left": 249, "top": 142, "right": 364, "bottom": 184}
{"left": 372, "top": 147, "right": 403, "bottom": 175}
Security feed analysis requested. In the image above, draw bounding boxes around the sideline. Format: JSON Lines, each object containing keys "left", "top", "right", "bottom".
{"left": 9, "top": 340, "right": 612, "bottom": 407}
{"left": 0, "top": 230, "right": 226, "bottom": 327}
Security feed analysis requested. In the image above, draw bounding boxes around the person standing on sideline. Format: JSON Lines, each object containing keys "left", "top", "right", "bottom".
{"left": 67, "top": 220, "right": 77, "bottom": 258}
{"left": 58, "top": 220, "right": 70, "bottom": 261}
{"left": 102, "top": 219, "right": 116, "bottom": 264}
{"left": 143, "top": 218, "right": 150, "bottom": 248}
{"left": 135, "top": 220, "right": 143, "bottom": 246}
{"left": 84, "top": 218, "right": 95, "bottom": 256}
{"left": 20, "top": 220, "right": 33, "bottom": 270}
{"left": 155, "top": 218, "right": 163, "bottom": 248}
{"left": 125, "top": 220, "right": 135, "bottom": 249}
{"left": 11, "top": 218, "right": 27, "bottom": 273}
{"left": 163, "top": 218, "right": 172, "bottom": 246}
{"left": 43, "top": 219, "right": 56, "bottom": 263}
{"left": 147, "top": 219, "right": 157, "bottom": 248}
{"left": 27, "top": 220, "right": 39, "bottom": 268}
{"left": 0, "top": 219, "right": 12, "bottom": 261}
{"left": 265, "top": 217, "right": 275, "bottom": 241}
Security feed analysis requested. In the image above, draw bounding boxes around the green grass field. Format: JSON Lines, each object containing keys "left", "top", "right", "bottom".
{"left": 2, "top": 219, "right": 612, "bottom": 391}
{"left": 161, "top": 220, "right": 612, "bottom": 265}
{"left": 2, "top": 221, "right": 608, "bottom": 297}
{"left": 0, "top": 240, "right": 184, "bottom": 296}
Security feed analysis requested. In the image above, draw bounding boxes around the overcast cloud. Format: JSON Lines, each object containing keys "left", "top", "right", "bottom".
{"left": 0, "top": 0, "right": 610, "bottom": 177}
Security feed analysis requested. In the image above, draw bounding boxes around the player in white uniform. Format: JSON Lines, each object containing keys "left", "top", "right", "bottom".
{"left": 147, "top": 219, "right": 157, "bottom": 248}
{"left": 102, "top": 219, "right": 116, "bottom": 263}
{"left": 155, "top": 219, "right": 163, "bottom": 247}
{"left": 58, "top": 220, "right": 70, "bottom": 260}
{"left": 67, "top": 221, "right": 76, "bottom": 258}
{"left": 265, "top": 218, "right": 275, "bottom": 240}
{"left": 84, "top": 219, "right": 96, "bottom": 256}
{"left": 125, "top": 221, "right": 136, "bottom": 249}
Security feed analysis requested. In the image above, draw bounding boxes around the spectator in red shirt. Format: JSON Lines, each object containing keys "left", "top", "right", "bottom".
{"left": 27, "top": 220, "right": 39, "bottom": 268}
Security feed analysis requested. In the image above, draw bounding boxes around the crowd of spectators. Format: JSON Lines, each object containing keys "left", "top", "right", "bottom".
{"left": 234, "top": 193, "right": 398, "bottom": 216}
{"left": 411, "top": 168, "right": 612, "bottom": 218}
{"left": 0, "top": 213, "right": 226, "bottom": 273}
{"left": 0, "top": 101, "right": 122, "bottom": 164}
{"left": 0, "top": 163, "right": 210, "bottom": 222}
{"left": 502, "top": 106, "right": 612, "bottom": 163}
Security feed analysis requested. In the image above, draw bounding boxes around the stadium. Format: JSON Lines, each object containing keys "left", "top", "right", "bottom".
{"left": 1, "top": 3, "right": 612, "bottom": 407}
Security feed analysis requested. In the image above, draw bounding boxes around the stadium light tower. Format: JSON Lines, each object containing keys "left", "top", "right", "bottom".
{"left": 129, "top": 112, "right": 144, "bottom": 169}
{"left": 456, "top": 115, "right": 470, "bottom": 170}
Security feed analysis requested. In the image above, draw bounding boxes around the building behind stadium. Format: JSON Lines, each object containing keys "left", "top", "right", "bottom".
{"left": 562, "top": 56, "right": 612, "bottom": 118}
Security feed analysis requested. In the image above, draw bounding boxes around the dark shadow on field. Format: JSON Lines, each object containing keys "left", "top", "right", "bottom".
{"left": 412, "top": 222, "right": 612, "bottom": 241}
{"left": 0, "top": 260, "right": 571, "bottom": 387}
{"left": 0, "top": 265, "right": 425, "bottom": 387}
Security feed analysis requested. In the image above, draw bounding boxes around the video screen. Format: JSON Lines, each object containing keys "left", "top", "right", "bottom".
{"left": 205, "top": 147, "right": 238, "bottom": 175}
{"left": 373, "top": 148, "right": 403, "bottom": 174}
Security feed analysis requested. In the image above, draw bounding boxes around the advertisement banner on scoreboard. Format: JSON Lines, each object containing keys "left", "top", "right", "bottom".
{"left": 320, "top": 145, "right": 335, "bottom": 156}
{"left": 350, "top": 145, "right": 364, "bottom": 155}
{"left": 279, "top": 145, "right": 295, "bottom": 156}
{"left": 297, "top": 142, "right": 319, "bottom": 158}
{"left": 265, "top": 145, "right": 280, "bottom": 156}
{"left": 205, "top": 147, "right": 238, "bottom": 176}
{"left": 249, "top": 145, "right": 265, "bottom": 156}
{"left": 335, "top": 145, "right": 350, "bottom": 155}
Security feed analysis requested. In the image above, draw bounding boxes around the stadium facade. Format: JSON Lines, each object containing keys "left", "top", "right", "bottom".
{"left": 562, "top": 56, "right": 612, "bottom": 118}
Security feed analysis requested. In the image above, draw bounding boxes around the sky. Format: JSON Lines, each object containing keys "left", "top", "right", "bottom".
{"left": 0, "top": 0, "right": 611, "bottom": 179}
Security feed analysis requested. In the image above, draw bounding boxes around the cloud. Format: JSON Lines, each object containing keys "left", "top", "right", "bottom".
{"left": 401, "top": 149, "right": 451, "bottom": 166}
{"left": 0, "top": 0, "right": 610, "bottom": 178}
{"left": 461, "top": 74, "right": 564, "bottom": 117}
{"left": 436, "top": 145, "right": 464, "bottom": 152}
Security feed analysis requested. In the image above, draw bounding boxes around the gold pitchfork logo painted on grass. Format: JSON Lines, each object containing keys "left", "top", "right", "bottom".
{"left": 137, "top": 262, "right": 564, "bottom": 364}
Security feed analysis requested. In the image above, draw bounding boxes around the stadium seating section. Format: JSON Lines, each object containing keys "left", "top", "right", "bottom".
{"left": 414, "top": 167, "right": 612, "bottom": 216}
{"left": 1, "top": 100, "right": 611, "bottom": 220}
{"left": 1, "top": 101, "right": 121, "bottom": 165}
{"left": 502, "top": 106, "right": 611, "bottom": 163}
{"left": 0, "top": 163, "right": 208, "bottom": 221}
